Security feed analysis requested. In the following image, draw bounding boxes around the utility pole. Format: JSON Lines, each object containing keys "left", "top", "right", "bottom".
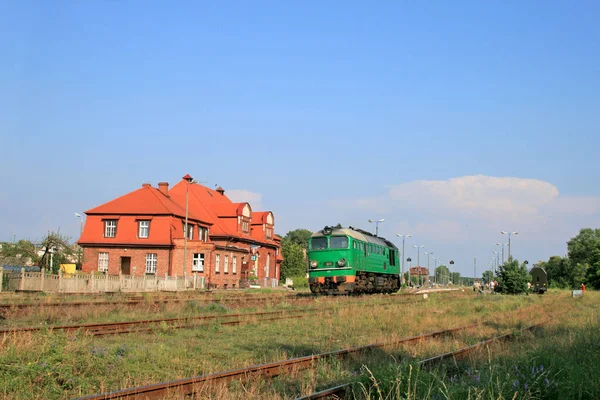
{"left": 474, "top": 257, "right": 477, "bottom": 283}
{"left": 396, "top": 234, "right": 411, "bottom": 286}
{"left": 183, "top": 174, "right": 194, "bottom": 280}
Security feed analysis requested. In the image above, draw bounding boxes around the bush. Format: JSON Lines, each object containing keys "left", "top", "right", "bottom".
{"left": 287, "top": 275, "right": 308, "bottom": 289}
{"left": 497, "top": 258, "right": 531, "bottom": 294}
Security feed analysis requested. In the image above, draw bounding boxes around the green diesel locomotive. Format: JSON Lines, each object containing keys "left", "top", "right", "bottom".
{"left": 307, "top": 225, "right": 401, "bottom": 294}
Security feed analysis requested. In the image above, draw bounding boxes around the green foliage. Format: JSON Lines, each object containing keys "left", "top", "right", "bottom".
{"left": 482, "top": 270, "right": 494, "bottom": 283}
{"left": 567, "top": 228, "right": 600, "bottom": 267}
{"left": 539, "top": 255, "right": 571, "bottom": 288}
{"left": 0, "top": 240, "right": 39, "bottom": 266}
{"left": 287, "top": 275, "right": 308, "bottom": 288}
{"left": 280, "top": 241, "right": 306, "bottom": 280}
{"left": 39, "top": 232, "right": 74, "bottom": 273}
{"left": 435, "top": 264, "right": 449, "bottom": 283}
{"left": 450, "top": 271, "right": 460, "bottom": 284}
{"left": 282, "top": 228, "right": 312, "bottom": 249}
{"left": 586, "top": 262, "right": 600, "bottom": 290}
{"left": 497, "top": 258, "right": 531, "bottom": 294}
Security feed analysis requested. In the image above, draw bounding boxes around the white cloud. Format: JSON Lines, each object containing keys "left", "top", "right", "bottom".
{"left": 384, "top": 175, "right": 559, "bottom": 218}
{"left": 226, "top": 189, "right": 263, "bottom": 210}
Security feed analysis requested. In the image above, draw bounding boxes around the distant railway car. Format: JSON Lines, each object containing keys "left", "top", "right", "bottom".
{"left": 529, "top": 266, "right": 548, "bottom": 294}
{"left": 307, "top": 225, "right": 400, "bottom": 294}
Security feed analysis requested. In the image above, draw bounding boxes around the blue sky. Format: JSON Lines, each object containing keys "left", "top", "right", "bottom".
{"left": 1, "top": 0, "right": 599, "bottom": 277}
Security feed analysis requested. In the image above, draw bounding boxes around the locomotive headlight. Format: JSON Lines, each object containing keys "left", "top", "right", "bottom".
{"left": 337, "top": 258, "right": 347, "bottom": 267}
{"left": 310, "top": 260, "right": 318, "bottom": 268}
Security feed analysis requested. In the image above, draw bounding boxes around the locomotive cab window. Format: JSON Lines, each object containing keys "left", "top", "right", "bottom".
{"left": 311, "top": 237, "right": 327, "bottom": 250}
{"left": 330, "top": 236, "right": 349, "bottom": 249}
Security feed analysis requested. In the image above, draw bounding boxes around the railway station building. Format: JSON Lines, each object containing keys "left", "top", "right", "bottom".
{"left": 78, "top": 175, "right": 283, "bottom": 289}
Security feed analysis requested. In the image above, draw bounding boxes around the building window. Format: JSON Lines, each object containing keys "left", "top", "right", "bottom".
{"left": 233, "top": 256, "right": 237, "bottom": 274}
{"left": 192, "top": 253, "right": 204, "bottom": 272}
{"left": 266, "top": 227, "right": 272, "bottom": 239}
{"left": 145, "top": 253, "right": 157, "bottom": 274}
{"left": 199, "top": 227, "right": 209, "bottom": 242}
{"left": 266, "top": 254, "right": 270, "bottom": 277}
{"left": 242, "top": 220, "right": 249, "bottom": 233}
{"left": 138, "top": 220, "right": 150, "bottom": 238}
{"left": 215, "top": 254, "right": 220, "bottom": 273}
{"left": 224, "top": 255, "right": 229, "bottom": 273}
{"left": 98, "top": 252, "right": 109, "bottom": 272}
{"left": 104, "top": 220, "right": 117, "bottom": 238}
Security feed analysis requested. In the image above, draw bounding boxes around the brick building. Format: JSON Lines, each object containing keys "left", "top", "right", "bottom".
{"left": 78, "top": 175, "right": 282, "bottom": 288}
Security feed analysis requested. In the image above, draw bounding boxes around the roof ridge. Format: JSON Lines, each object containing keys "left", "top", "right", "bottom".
{"left": 146, "top": 186, "right": 177, "bottom": 215}
{"left": 188, "top": 184, "right": 229, "bottom": 234}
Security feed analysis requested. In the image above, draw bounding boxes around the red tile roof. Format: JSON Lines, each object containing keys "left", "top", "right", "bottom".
{"left": 169, "top": 180, "right": 278, "bottom": 247}
{"left": 85, "top": 184, "right": 211, "bottom": 225}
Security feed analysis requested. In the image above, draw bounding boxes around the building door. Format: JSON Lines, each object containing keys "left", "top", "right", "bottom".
{"left": 121, "top": 257, "right": 131, "bottom": 275}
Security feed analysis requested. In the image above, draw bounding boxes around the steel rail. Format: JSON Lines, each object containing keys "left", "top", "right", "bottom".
{"left": 0, "top": 295, "right": 307, "bottom": 310}
{"left": 1, "top": 296, "right": 442, "bottom": 336}
{"left": 295, "top": 383, "right": 351, "bottom": 399}
{"left": 418, "top": 321, "right": 546, "bottom": 366}
{"left": 0, "top": 308, "right": 312, "bottom": 335}
{"left": 76, "top": 324, "right": 476, "bottom": 399}
{"left": 295, "top": 321, "right": 545, "bottom": 400}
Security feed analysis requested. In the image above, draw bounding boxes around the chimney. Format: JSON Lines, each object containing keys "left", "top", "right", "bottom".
{"left": 216, "top": 186, "right": 225, "bottom": 195}
{"left": 158, "top": 182, "right": 169, "bottom": 196}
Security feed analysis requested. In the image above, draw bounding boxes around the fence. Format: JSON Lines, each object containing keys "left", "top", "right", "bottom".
{"left": 0, "top": 269, "right": 206, "bottom": 293}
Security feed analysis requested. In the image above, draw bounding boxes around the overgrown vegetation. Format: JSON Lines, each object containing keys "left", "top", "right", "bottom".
{"left": 538, "top": 228, "right": 600, "bottom": 289}
{"left": 3, "top": 289, "right": 592, "bottom": 399}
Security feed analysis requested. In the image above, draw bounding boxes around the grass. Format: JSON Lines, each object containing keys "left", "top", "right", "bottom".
{"left": 0, "top": 290, "right": 594, "bottom": 399}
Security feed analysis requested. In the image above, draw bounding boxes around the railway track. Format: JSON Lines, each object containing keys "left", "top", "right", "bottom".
{"left": 296, "top": 321, "right": 546, "bottom": 400}
{"left": 0, "top": 296, "right": 437, "bottom": 337}
{"left": 0, "top": 295, "right": 313, "bottom": 314}
{"left": 0, "top": 289, "right": 468, "bottom": 312}
{"left": 76, "top": 324, "right": 476, "bottom": 399}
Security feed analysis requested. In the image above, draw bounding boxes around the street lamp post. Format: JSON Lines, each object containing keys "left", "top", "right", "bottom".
{"left": 368, "top": 219, "right": 385, "bottom": 237}
{"left": 396, "top": 234, "right": 411, "bottom": 286}
{"left": 493, "top": 251, "right": 499, "bottom": 276}
{"left": 74, "top": 213, "right": 84, "bottom": 268}
{"left": 182, "top": 174, "right": 194, "bottom": 281}
{"left": 501, "top": 231, "right": 519, "bottom": 261}
{"left": 424, "top": 251, "right": 433, "bottom": 286}
{"left": 413, "top": 245, "right": 424, "bottom": 285}
{"left": 496, "top": 242, "right": 508, "bottom": 265}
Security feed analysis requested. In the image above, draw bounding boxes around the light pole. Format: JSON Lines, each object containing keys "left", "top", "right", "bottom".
{"left": 396, "top": 234, "right": 411, "bottom": 285}
{"left": 183, "top": 174, "right": 194, "bottom": 280}
{"left": 474, "top": 256, "right": 477, "bottom": 284}
{"left": 496, "top": 242, "right": 508, "bottom": 265}
{"left": 501, "top": 231, "right": 519, "bottom": 261}
{"left": 413, "top": 245, "right": 424, "bottom": 285}
{"left": 424, "top": 251, "right": 433, "bottom": 286}
{"left": 75, "top": 213, "right": 84, "bottom": 268}
{"left": 368, "top": 219, "right": 385, "bottom": 237}
{"left": 432, "top": 256, "right": 439, "bottom": 284}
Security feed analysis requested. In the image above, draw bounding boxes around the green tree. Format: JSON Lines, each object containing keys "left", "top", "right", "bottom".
{"left": 567, "top": 228, "right": 600, "bottom": 267}
{"left": 450, "top": 271, "right": 461, "bottom": 285}
{"left": 435, "top": 265, "right": 449, "bottom": 284}
{"left": 39, "top": 232, "right": 74, "bottom": 273}
{"left": 496, "top": 258, "right": 530, "bottom": 294}
{"left": 482, "top": 270, "right": 494, "bottom": 283}
{"left": 587, "top": 262, "right": 600, "bottom": 290}
{"left": 280, "top": 241, "right": 306, "bottom": 281}
{"left": 539, "top": 256, "right": 571, "bottom": 289}
{"left": 0, "top": 239, "right": 39, "bottom": 266}
{"left": 283, "top": 229, "right": 313, "bottom": 249}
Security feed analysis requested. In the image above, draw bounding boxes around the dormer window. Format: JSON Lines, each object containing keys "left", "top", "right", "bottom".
{"left": 104, "top": 220, "right": 117, "bottom": 238}
{"left": 138, "top": 220, "right": 150, "bottom": 238}
{"left": 242, "top": 219, "right": 249, "bottom": 233}
{"left": 182, "top": 222, "right": 194, "bottom": 239}
{"left": 266, "top": 227, "right": 273, "bottom": 239}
